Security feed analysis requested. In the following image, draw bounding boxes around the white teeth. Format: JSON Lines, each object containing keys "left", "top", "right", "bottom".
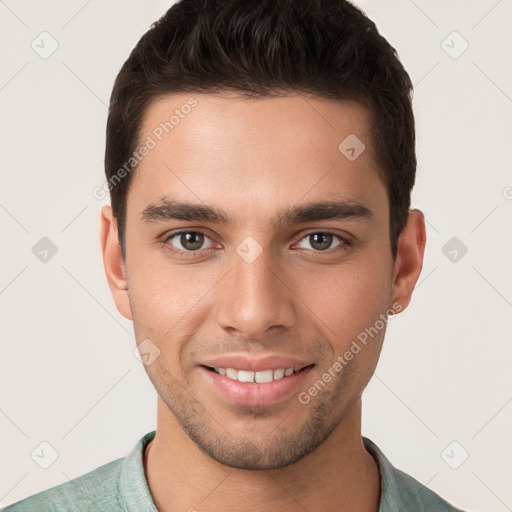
{"left": 226, "top": 368, "right": 238, "bottom": 379}
{"left": 255, "top": 369, "right": 273, "bottom": 383}
{"left": 237, "top": 370, "right": 255, "bottom": 382}
{"left": 214, "top": 367, "right": 297, "bottom": 383}
{"left": 273, "top": 368, "right": 285, "bottom": 379}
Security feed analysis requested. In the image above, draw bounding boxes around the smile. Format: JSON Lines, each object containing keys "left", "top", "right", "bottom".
{"left": 201, "top": 364, "right": 315, "bottom": 406}
{"left": 210, "top": 367, "right": 296, "bottom": 383}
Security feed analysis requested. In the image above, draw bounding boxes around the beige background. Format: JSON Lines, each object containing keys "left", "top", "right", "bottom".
{"left": 1, "top": 0, "right": 511, "bottom": 510}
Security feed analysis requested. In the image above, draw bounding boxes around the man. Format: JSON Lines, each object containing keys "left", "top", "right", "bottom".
{"left": 3, "top": 0, "right": 467, "bottom": 510}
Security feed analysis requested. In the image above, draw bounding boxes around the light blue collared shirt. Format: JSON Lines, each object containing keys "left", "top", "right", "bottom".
{"left": 2, "top": 430, "right": 467, "bottom": 511}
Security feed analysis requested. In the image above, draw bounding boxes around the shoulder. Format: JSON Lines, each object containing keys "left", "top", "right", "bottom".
{"left": 1, "top": 457, "right": 125, "bottom": 512}
{"left": 386, "top": 463, "right": 467, "bottom": 511}
{"left": 362, "top": 437, "right": 468, "bottom": 512}
{"left": 2, "top": 430, "right": 157, "bottom": 512}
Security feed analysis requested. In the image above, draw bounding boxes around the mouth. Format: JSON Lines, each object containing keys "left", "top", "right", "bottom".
{"left": 202, "top": 365, "right": 312, "bottom": 383}
{"left": 199, "top": 363, "right": 315, "bottom": 406}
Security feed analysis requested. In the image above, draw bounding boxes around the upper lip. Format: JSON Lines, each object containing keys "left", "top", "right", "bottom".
{"left": 199, "top": 354, "right": 314, "bottom": 372}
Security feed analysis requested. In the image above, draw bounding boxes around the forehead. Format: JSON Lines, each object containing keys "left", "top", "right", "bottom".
{"left": 128, "top": 92, "right": 387, "bottom": 226}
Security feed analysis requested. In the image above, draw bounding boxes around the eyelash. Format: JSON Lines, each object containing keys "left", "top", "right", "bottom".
{"left": 161, "top": 229, "right": 352, "bottom": 259}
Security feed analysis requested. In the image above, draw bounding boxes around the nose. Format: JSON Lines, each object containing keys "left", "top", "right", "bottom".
{"left": 215, "top": 244, "right": 297, "bottom": 339}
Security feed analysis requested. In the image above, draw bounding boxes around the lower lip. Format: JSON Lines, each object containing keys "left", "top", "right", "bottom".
{"left": 199, "top": 365, "right": 314, "bottom": 406}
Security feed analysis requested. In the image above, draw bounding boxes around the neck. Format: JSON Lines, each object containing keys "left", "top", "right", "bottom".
{"left": 144, "top": 397, "right": 380, "bottom": 512}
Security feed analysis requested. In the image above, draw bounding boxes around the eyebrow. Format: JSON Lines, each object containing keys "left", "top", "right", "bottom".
{"left": 140, "top": 196, "right": 374, "bottom": 228}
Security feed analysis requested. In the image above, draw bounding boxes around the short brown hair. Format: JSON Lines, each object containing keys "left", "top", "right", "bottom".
{"left": 105, "top": 0, "right": 416, "bottom": 259}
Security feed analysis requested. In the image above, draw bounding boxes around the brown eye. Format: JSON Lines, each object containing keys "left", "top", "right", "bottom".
{"left": 296, "top": 232, "right": 345, "bottom": 252}
{"left": 167, "top": 231, "right": 212, "bottom": 251}
{"left": 309, "top": 233, "right": 333, "bottom": 251}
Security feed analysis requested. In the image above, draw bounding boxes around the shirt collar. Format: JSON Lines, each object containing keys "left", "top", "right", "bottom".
{"left": 120, "top": 431, "right": 449, "bottom": 512}
{"left": 363, "top": 436, "right": 460, "bottom": 511}
{"left": 119, "top": 430, "right": 158, "bottom": 511}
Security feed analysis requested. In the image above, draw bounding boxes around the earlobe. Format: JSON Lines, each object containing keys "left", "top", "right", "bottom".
{"left": 389, "top": 209, "right": 427, "bottom": 313}
{"left": 99, "top": 205, "right": 133, "bottom": 320}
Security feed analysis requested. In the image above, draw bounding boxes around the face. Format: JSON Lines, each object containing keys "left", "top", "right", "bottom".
{"left": 104, "top": 92, "right": 417, "bottom": 470}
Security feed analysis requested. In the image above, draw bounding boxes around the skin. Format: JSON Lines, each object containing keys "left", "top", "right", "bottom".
{"left": 100, "top": 92, "right": 426, "bottom": 512}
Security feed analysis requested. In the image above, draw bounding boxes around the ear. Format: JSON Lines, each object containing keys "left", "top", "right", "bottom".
{"left": 389, "top": 209, "right": 427, "bottom": 313}
{"left": 99, "top": 205, "right": 132, "bottom": 320}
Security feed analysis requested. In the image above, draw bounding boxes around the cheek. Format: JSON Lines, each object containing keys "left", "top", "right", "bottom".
{"left": 126, "top": 250, "right": 224, "bottom": 362}
{"left": 126, "top": 240, "right": 215, "bottom": 317}
{"left": 293, "top": 257, "right": 392, "bottom": 336}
